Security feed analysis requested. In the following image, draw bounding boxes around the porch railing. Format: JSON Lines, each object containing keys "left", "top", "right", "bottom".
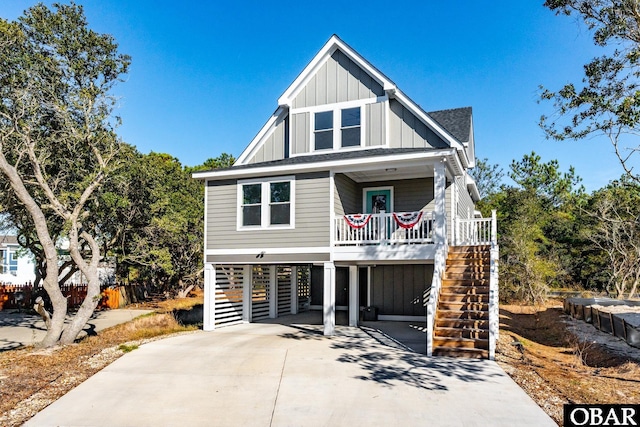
{"left": 454, "top": 210, "right": 497, "bottom": 246}
{"left": 334, "top": 211, "right": 434, "bottom": 246}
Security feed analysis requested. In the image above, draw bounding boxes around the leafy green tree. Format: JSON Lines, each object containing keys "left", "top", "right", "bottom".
{"left": 469, "top": 158, "right": 504, "bottom": 199}
{"left": 485, "top": 153, "right": 585, "bottom": 303}
{"left": 541, "top": 0, "right": 640, "bottom": 182}
{"left": 186, "top": 152, "right": 235, "bottom": 173}
{"left": 0, "top": 3, "right": 130, "bottom": 347}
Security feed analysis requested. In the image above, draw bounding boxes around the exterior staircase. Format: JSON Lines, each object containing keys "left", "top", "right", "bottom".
{"left": 433, "top": 245, "right": 491, "bottom": 358}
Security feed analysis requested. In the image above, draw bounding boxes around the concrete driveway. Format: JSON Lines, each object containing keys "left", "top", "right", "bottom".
{"left": 25, "top": 314, "right": 555, "bottom": 427}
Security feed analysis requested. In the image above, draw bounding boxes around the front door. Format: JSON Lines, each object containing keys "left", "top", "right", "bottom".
{"left": 363, "top": 187, "right": 393, "bottom": 213}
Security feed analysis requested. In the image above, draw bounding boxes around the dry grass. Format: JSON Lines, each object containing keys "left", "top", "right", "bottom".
{"left": 3, "top": 294, "right": 640, "bottom": 426}
{"left": 0, "top": 293, "right": 203, "bottom": 427}
{"left": 497, "top": 301, "right": 640, "bottom": 425}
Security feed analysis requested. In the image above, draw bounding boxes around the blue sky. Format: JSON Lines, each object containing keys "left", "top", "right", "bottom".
{"left": 1, "top": 1, "right": 621, "bottom": 191}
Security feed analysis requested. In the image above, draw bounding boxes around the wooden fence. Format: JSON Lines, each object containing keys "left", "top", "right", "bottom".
{"left": 0, "top": 283, "right": 153, "bottom": 311}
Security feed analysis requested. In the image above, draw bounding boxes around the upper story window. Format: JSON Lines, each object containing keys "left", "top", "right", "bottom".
{"left": 341, "top": 107, "right": 360, "bottom": 147}
{"left": 238, "top": 177, "right": 295, "bottom": 230}
{"left": 313, "top": 107, "right": 361, "bottom": 150}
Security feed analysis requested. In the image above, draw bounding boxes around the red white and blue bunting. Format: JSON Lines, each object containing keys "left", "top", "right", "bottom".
{"left": 392, "top": 211, "right": 423, "bottom": 229}
{"left": 344, "top": 214, "right": 372, "bottom": 229}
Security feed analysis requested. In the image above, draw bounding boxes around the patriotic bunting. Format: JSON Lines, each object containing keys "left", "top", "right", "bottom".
{"left": 344, "top": 214, "right": 372, "bottom": 229}
{"left": 392, "top": 211, "right": 423, "bottom": 229}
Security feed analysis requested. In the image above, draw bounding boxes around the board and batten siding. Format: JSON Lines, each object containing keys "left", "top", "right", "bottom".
{"left": 370, "top": 264, "right": 433, "bottom": 316}
{"left": 206, "top": 173, "right": 330, "bottom": 250}
{"left": 292, "top": 50, "right": 384, "bottom": 109}
{"left": 388, "top": 99, "right": 448, "bottom": 149}
{"left": 365, "top": 101, "right": 385, "bottom": 147}
{"left": 247, "top": 115, "right": 287, "bottom": 164}
{"left": 291, "top": 112, "right": 309, "bottom": 155}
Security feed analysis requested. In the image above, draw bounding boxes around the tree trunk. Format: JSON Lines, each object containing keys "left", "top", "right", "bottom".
{"left": 0, "top": 154, "right": 67, "bottom": 347}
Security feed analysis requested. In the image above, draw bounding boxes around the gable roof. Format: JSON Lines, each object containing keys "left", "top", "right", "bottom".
{"left": 278, "top": 35, "right": 396, "bottom": 107}
{"left": 236, "top": 35, "right": 472, "bottom": 167}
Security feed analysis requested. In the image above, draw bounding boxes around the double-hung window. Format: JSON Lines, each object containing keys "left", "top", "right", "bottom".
{"left": 314, "top": 111, "right": 333, "bottom": 150}
{"left": 238, "top": 177, "right": 294, "bottom": 229}
{"left": 341, "top": 107, "right": 361, "bottom": 147}
{"left": 313, "top": 106, "right": 361, "bottom": 150}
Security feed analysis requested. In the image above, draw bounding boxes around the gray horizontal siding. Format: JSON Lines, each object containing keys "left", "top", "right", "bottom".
{"left": 292, "top": 50, "right": 384, "bottom": 109}
{"left": 336, "top": 175, "right": 435, "bottom": 213}
{"left": 370, "top": 264, "right": 433, "bottom": 316}
{"left": 389, "top": 99, "right": 448, "bottom": 149}
{"left": 456, "top": 176, "right": 475, "bottom": 219}
{"left": 206, "top": 173, "right": 330, "bottom": 250}
{"left": 334, "top": 174, "right": 360, "bottom": 215}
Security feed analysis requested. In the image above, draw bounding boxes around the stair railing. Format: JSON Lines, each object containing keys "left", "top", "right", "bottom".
{"left": 426, "top": 244, "right": 447, "bottom": 356}
{"left": 489, "top": 209, "right": 499, "bottom": 360}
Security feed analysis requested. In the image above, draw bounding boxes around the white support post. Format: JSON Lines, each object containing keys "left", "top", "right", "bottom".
{"left": 491, "top": 209, "right": 497, "bottom": 245}
{"left": 291, "top": 265, "right": 298, "bottom": 315}
{"left": 348, "top": 265, "right": 359, "bottom": 327}
{"left": 269, "top": 265, "right": 277, "bottom": 319}
{"left": 203, "top": 263, "right": 216, "bottom": 331}
{"left": 242, "top": 265, "right": 252, "bottom": 323}
{"left": 434, "top": 161, "right": 447, "bottom": 248}
{"left": 323, "top": 262, "right": 336, "bottom": 336}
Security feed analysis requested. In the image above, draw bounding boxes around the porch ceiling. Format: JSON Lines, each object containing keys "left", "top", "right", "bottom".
{"left": 344, "top": 165, "right": 434, "bottom": 183}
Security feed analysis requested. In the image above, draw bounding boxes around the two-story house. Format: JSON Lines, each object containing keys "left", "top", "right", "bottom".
{"left": 193, "top": 35, "right": 498, "bottom": 359}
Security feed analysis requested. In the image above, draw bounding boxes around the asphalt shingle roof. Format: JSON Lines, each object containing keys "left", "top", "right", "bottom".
{"left": 427, "top": 106, "right": 472, "bottom": 144}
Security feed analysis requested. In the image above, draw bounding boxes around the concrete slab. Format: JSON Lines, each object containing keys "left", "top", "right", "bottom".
{"left": 25, "top": 314, "right": 555, "bottom": 427}
{"left": 0, "top": 309, "right": 153, "bottom": 350}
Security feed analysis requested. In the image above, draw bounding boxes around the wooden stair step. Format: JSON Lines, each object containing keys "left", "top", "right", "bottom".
{"left": 432, "top": 336, "right": 489, "bottom": 350}
{"left": 439, "top": 293, "right": 489, "bottom": 303}
{"left": 437, "top": 309, "right": 489, "bottom": 320}
{"left": 442, "top": 281, "right": 489, "bottom": 288}
{"left": 434, "top": 327, "right": 489, "bottom": 339}
{"left": 435, "top": 318, "right": 489, "bottom": 329}
{"left": 438, "top": 301, "right": 489, "bottom": 311}
{"left": 432, "top": 347, "right": 490, "bottom": 359}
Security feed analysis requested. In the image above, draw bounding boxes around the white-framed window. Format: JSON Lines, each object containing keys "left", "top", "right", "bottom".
{"left": 313, "top": 106, "right": 362, "bottom": 151}
{"left": 238, "top": 176, "right": 295, "bottom": 230}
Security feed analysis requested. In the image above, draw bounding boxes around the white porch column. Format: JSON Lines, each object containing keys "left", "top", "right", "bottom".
{"left": 242, "top": 265, "right": 252, "bottom": 323}
{"left": 323, "top": 262, "right": 336, "bottom": 335}
{"left": 434, "top": 160, "right": 447, "bottom": 247}
{"left": 269, "top": 265, "right": 277, "bottom": 318}
{"left": 291, "top": 265, "right": 298, "bottom": 315}
{"left": 203, "top": 263, "right": 216, "bottom": 331}
{"left": 348, "top": 265, "right": 359, "bottom": 327}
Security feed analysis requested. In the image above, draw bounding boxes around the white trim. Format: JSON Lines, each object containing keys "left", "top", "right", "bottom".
{"left": 291, "top": 96, "right": 382, "bottom": 115}
{"left": 203, "top": 182, "right": 209, "bottom": 264}
{"left": 362, "top": 186, "right": 394, "bottom": 213}
{"left": 236, "top": 176, "right": 296, "bottom": 231}
{"left": 236, "top": 106, "right": 287, "bottom": 165}
{"left": 193, "top": 149, "right": 463, "bottom": 181}
{"left": 332, "top": 245, "right": 437, "bottom": 262}
{"left": 309, "top": 105, "right": 366, "bottom": 154}
{"left": 329, "top": 172, "right": 335, "bottom": 261}
{"left": 205, "top": 247, "right": 329, "bottom": 256}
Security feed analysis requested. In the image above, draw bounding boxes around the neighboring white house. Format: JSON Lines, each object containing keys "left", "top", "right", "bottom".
{"left": 0, "top": 235, "right": 36, "bottom": 284}
{"left": 193, "top": 35, "right": 499, "bottom": 358}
